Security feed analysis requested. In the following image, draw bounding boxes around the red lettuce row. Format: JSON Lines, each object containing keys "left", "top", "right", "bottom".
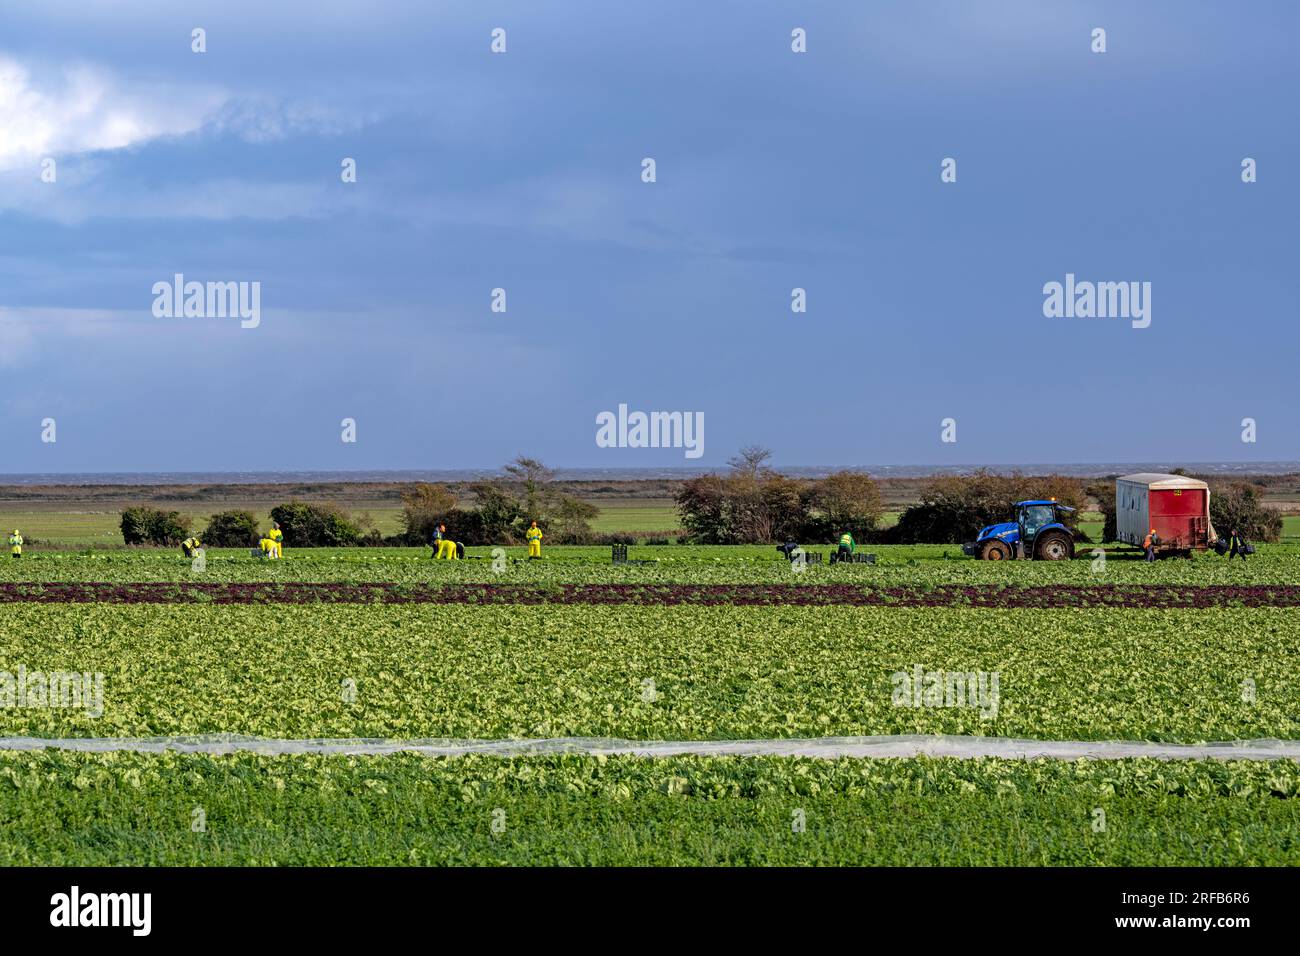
{"left": 0, "top": 582, "right": 1298, "bottom": 607}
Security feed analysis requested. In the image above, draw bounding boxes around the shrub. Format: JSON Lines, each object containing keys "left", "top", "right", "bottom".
{"left": 269, "top": 501, "right": 361, "bottom": 547}
{"left": 676, "top": 469, "right": 815, "bottom": 544}
{"left": 1211, "top": 482, "right": 1282, "bottom": 543}
{"left": 890, "top": 471, "right": 1085, "bottom": 544}
{"left": 398, "top": 483, "right": 457, "bottom": 546}
{"left": 502, "top": 456, "right": 555, "bottom": 522}
{"left": 548, "top": 496, "right": 599, "bottom": 544}
{"left": 595, "top": 533, "right": 637, "bottom": 546}
{"left": 119, "top": 507, "right": 191, "bottom": 546}
{"left": 201, "top": 510, "right": 260, "bottom": 548}
{"left": 676, "top": 475, "right": 732, "bottom": 543}
{"left": 802, "top": 470, "right": 883, "bottom": 542}
{"left": 439, "top": 508, "right": 488, "bottom": 546}
{"left": 469, "top": 481, "right": 524, "bottom": 543}
{"left": 119, "top": 507, "right": 152, "bottom": 545}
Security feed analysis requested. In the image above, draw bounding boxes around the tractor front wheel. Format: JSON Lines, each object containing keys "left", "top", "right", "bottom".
{"left": 1035, "top": 531, "right": 1074, "bottom": 561}
{"left": 980, "top": 540, "right": 1012, "bottom": 561}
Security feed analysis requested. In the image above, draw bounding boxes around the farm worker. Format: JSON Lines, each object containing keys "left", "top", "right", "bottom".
{"left": 436, "top": 529, "right": 461, "bottom": 560}
{"left": 432, "top": 523, "right": 447, "bottom": 558}
{"left": 526, "top": 521, "right": 543, "bottom": 558}
{"left": 267, "top": 522, "right": 283, "bottom": 558}
{"left": 8, "top": 530, "right": 21, "bottom": 558}
{"left": 837, "top": 530, "right": 855, "bottom": 562}
{"left": 436, "top": 524, "right": 456, "bottom": 559}
{"left": 259, "top": 535, "right": 276, "bottom": 559}
{"left": 182, "top": 536, "right": 202, "bottom": 558}
{"left": 1228, "top": 529, "right": 1249, "bottom": 562}
{"left": 1142, "top": 529, "right": 1158, "bottom": 562}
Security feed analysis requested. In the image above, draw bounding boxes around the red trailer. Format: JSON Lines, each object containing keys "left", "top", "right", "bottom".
{"left": 1116, "top": 473, "right": 1216, "bottom": 553}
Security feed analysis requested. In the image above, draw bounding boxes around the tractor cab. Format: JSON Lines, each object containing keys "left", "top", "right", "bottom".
{"left": 963, "top": 499, "right": 1077, "bottom": 561}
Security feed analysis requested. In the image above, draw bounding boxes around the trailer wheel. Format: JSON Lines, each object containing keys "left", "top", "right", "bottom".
{"left": 980, "top": 540, "right": 1011, "bottom": 561}
{"left": 1035, "top": 531, "right": 1074, "bottom": 561}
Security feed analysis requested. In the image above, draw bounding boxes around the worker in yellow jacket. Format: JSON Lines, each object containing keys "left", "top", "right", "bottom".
{"left": 259, "top": 535, "right": 277, "bottom": 559}
{"left": 267, "top": 522, "right": 283, "bottom": 558}
{"left": 526, "top": 521, "right": 543, "bottom": 559}
{"left": 9, "top": 530, "right": 22, "bottom": 558}
{"left": 435, "top": 524, "right": 456, "bottom": 559}
{"left": 182, "top": 536, "right": 202, "bottom": 558}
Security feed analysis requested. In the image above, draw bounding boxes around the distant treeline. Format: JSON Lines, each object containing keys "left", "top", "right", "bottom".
{"left": 672, "top": 451, "right": 1283, "bottom": 545}
{"left": 120, "top": 456, "right": 614, "bottom": 548}
{"left": 116, "top": 454, "right": 1286, "bottom": 548}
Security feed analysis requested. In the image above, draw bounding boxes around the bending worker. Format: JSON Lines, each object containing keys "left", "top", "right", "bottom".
{"left": 9, "top": 529, "right": 21, "bottom": 559}
{"left": 267, "top": 522, "right": 283, "bottom": 558}
{"left": 435, "top": 525, "right": 460, "bottom": 560}
{"left": 526, "top": 520, "right": 543, "bottom": 559}
{"left": 182, "top": 535, "right": 202, "bottom": 558}
{"left": 259, "top": 534, "right": 278, "bottom": 560}
{"left": 435, "top": 523, "right": 456, "bottom": 559}
{"left": 837, "top": 530, "right": 855, "bottom": 563}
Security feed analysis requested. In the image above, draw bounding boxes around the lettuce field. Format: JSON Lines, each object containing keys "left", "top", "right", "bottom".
{"left": 1, "top": 544, "right": 1297, "bottom": 865}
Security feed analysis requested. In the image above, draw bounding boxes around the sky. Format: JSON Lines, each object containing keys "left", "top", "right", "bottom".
{"left": 0, "top": 0, "right": 1295, "bottom": 473}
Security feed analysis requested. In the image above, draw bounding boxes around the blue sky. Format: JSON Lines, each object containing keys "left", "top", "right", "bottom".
{"left": 1, "top": 0, "right": 1295, "bottom": 472}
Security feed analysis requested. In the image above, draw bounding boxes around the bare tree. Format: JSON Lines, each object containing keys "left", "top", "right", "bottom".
{"left": 727, "top": 445, "right": 773, "bottom": 480}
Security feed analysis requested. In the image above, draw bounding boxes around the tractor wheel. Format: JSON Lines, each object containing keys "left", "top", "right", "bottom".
{"left": 1035, "top": 531, "right": 1074, "bottom": 561}
{"left": 980, "top": 540, "right": 1012, "bottom": 561}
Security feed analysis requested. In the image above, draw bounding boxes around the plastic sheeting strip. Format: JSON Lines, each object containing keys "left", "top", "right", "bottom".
{"left": 1, "top": 734, "right": 1298, "bottom": 760}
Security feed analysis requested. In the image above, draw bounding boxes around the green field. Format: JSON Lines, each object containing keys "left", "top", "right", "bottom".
{"left": 2, "top": 542, "right": 1298, "bottom": 583}
{"left": 1, "top": 542, "right": 1297, "bottom": 865}
{"left": 3, "top": 603, "right": 1296, "bottom": 740}
{"left": 3, "top": 752, "right": 1297, "bottom": 865}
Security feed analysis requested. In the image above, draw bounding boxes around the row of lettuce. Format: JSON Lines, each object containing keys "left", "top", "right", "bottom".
{"left": 2, "top": 603, "right": 1295, "bottom": 741}
{"left": 2, "top": 752, "right": 1298, "bottom": 865}
{"left": 4, "top": 751, "right": 1298, "bottom": 865}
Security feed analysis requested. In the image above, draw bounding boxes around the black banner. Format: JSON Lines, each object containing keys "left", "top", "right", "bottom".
{"left": 0, "top": 866, "right": 1283, "bottom": 941}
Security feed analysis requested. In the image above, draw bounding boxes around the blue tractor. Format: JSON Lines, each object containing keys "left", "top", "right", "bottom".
{"left": 962, "top": 499, "right": 1077, "bottom": 561}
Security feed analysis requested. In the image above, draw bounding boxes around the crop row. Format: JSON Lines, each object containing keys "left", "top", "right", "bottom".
{"left": 1, "top": 751, "right": 1297, "bottom": 865}
{"left": 3, "top": 581, "right": 1300, "bottom": 607}
{"left": 2, "top": 604, "right": 1296, "bottom": 741}
{"left": 2, "top": 545, "right": 1298, "bottom": 586}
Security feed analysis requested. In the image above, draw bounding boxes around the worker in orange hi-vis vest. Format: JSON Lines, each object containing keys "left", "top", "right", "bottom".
{"left": 1142, "top": 528, "right": 1159, "bottom": 562}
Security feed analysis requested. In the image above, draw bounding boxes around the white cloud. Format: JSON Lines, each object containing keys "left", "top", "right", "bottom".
{"left": 0, "top": 58, "right": 227, "bottom": 171}
{"left": 0, "top": 306, "right": 132, "bottom": 368}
